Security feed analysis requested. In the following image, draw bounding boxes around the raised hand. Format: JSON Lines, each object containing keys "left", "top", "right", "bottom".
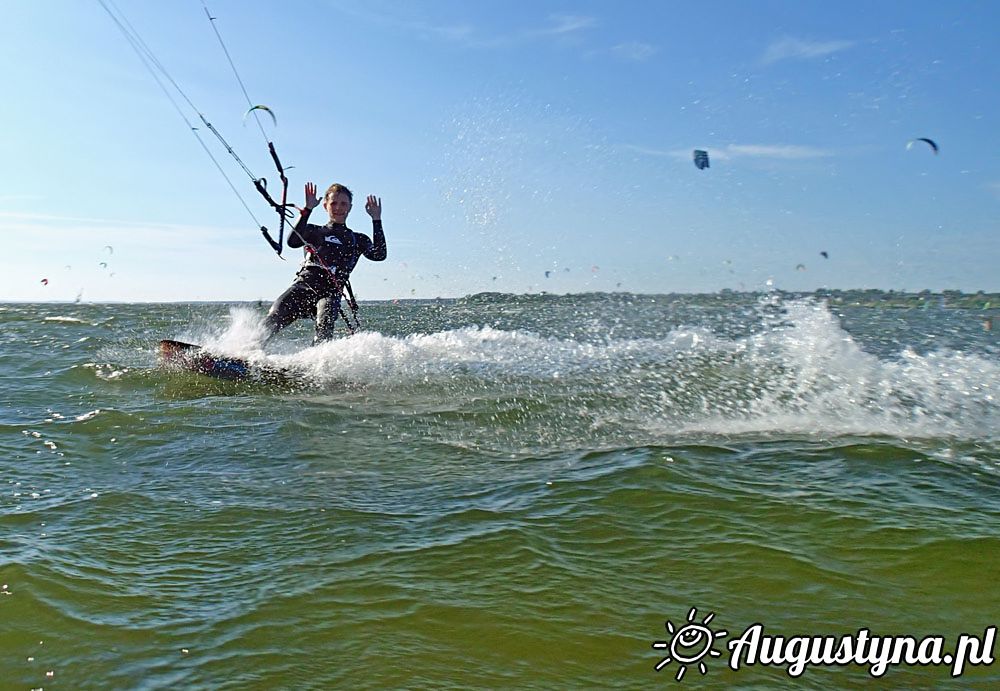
{"left": 303, "top": 182, "right": 320, "bottom": 210}
{"left": 365, "top": 195, "right": 382, "bottom": 221}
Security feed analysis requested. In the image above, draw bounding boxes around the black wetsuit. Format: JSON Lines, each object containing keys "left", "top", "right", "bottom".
{"left": 263, "top": 209, "right": 386, "bottom": 342}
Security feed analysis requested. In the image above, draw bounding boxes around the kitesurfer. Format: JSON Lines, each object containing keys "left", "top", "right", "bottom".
{"left": 262, "top": 182, "right": 387, "bottom": 343}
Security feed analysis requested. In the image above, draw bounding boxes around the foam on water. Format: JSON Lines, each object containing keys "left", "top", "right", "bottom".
{"left": 181, "top": 307, "right": 271, "bottom": 356}
{"left": 195, "top": 300, "right": 998, "bottom": 442}
{"left": 680, "top": 300, "right": 1000, "bottom": 439}
{"left": 43, "top": 316, "right": 88, "bottom": 324}
{"left": 276, "top": 324, "right": 720, "bottom": 381}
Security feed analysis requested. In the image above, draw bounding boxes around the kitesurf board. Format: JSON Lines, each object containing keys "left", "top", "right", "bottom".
{"left": 158, "top": 339, "right": 290, "bottom": 383}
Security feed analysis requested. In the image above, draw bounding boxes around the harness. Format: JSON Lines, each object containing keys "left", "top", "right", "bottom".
{"left": 300, "top": 236, "right": 362, "bottom": 334}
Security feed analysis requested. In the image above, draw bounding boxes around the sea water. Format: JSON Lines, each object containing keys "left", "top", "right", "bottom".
{"left": 1, "top": 293, "right": 998, "bottom": 688}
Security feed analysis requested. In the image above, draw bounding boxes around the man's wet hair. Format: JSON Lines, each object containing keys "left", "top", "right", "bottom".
{"left": 324, "top": 183, "right": 353, "bottom": 203}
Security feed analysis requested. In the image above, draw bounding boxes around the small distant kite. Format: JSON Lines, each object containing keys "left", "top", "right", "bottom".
{"left": 693, "top": 149, "right": 710, "bottom": 170}
{"left": 40, "top": 278, "right": 49, "bottom": 285}
{"left": 104, "top": 245, "right": 114, "bottom": 255}
{"left": 99, "top": 262, "right": 108, "bottom": 269}
{"left": 820, "top": 251, "right": 829, "bottom": 259}
{"left": 544, "top": 271, "right": 552, "bottom": 278}
{"left": 796, "top": 264, "right": 806, "bottom": 272}
{"left": 244, "top": 105, "right": 277, "bottom": 127}
{"left": 906, "top": 137, "right": 938, "bottom": 154}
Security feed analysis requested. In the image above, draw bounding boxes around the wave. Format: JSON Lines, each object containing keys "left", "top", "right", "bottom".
{"left": 164, "top": 300, "right": 998, "bottom": 444}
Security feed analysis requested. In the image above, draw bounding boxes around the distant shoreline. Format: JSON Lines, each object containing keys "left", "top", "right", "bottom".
{"left": 3, "top": 289, "right": 999, "bottom": 309}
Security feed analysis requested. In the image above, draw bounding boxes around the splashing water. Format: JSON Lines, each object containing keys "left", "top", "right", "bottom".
{"left": 185, "top": 298, "right": 1000, "bottom": 445}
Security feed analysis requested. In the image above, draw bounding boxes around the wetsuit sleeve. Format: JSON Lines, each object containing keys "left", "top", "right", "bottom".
{"left": 362, "top": 220, "right": 387, "bottom": 261}
{"left": 288, "top": 209, "right": 317, "bottom": 248}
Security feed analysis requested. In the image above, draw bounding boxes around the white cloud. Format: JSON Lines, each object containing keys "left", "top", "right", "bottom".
{"left": 0, "top": 210, "right": 218, "bottom": 231}
{"left": 611, "top": 41, "right": 658, "bottom": 62}
{"left": 421, "top": 23, "right": 477, "bottom": 42}
{"left": 0, "top": 194, "right": 43, "bottom": 204}
{"left": 330, "top": 2, "right": 596, "bottom": 49}
{"left": 621, "top": 143, "right": 833, "bottom": 161}
{"left": 620, "top": 144, "right": 675, "bottom": 157}
{"left": 726, "top": 144, "right": 833, "bottom": 159}
{"left": 521, "top": 14, "right": 597, "bottom": 41}
{"left": 761, "top": 37, "right": 855, "bottom": 65}
{"left": 0, "top": 211, "right": 245, "bottom": 250}
{"left": 545, "top": 14, "right": 597, "bottom": 35}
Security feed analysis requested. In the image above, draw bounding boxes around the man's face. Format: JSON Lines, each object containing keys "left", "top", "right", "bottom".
{"left": 324, "top": 191, "right": 352, "bottom": 222}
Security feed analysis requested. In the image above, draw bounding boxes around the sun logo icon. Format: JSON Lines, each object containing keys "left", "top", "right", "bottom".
{"left": 652, "top": 607, "right": 728, "bottom": 681}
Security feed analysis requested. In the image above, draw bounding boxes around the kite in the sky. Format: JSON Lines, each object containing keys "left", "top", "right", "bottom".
{"left": 906, "top": 137, "right": 938, "bottom": 154}
{"left": 40, "top": 278, "right": 49, "bottom": 285}
{"left": 693, "top": 149, "right": 710, "bottom": 170}
{"left": 820, "top": 251, "right": 829, "bottom": 259}
{"left": 244, "top": 105, "right": 277, "bottom": 127}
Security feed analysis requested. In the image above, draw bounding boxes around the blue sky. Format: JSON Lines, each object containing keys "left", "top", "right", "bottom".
{"left": 3, "top": 0, "right": 998, "bottom": 301}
